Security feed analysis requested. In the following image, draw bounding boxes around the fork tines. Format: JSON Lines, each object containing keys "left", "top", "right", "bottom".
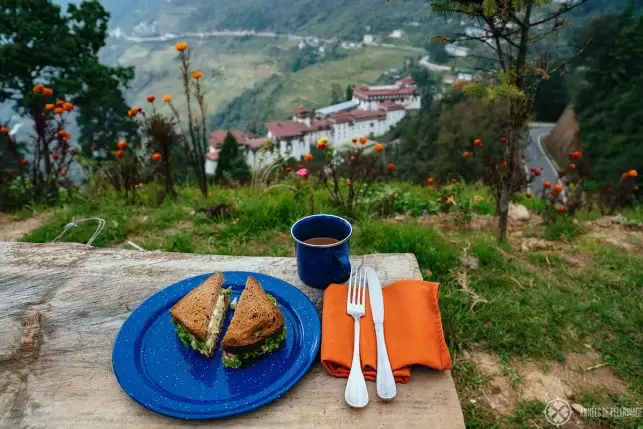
{"left": 347, "top": 266, "right": 367, "bottom": 312}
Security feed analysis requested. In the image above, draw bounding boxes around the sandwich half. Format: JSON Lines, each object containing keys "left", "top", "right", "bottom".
{"left": 170, "top": 272, "right": 231, "bottom": 357}
{"left": 221, "top": 276, "right": 286, "bottom": 368}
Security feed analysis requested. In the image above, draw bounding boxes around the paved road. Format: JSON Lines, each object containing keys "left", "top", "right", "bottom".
{"left": 524, "top": 123, "right": 561, "bottom": 198}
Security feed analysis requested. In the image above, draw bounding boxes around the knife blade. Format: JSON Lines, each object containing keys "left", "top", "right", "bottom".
{"left": 366, "top": 267, "right": 384, "bottom": 324}
{"left": 365, "top": 267, "right": 396, "bottom": 400}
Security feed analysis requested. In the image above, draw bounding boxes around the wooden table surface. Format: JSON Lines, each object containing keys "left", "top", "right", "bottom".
{"left": 0, "top": 242, "right": 465, "bottom": 428}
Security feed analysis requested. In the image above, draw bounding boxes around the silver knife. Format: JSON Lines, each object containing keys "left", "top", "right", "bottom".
{"left": 366, "top": 267, "right": 396, "bottom": 400}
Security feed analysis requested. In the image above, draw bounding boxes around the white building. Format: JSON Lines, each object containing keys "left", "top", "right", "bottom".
{"left": 389, "top": 29, "right": 406, "bottom": 39}
{"left": 445, "top": 43, "right": 469, "bottom": 57}
{"left": 206, "top": 77, "right": 421, "bottom": 173}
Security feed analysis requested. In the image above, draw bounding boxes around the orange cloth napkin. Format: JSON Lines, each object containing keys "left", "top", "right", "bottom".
{"left": 321, "top": 280, "right": 452, "bottom": 384}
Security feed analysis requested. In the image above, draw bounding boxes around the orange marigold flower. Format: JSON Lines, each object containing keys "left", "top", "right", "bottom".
{"left": 176, "top": 41, "right": 188, "bottom": 52}
{"left": 117, "top": 140, "right": 128, "bottom": 150}
{"left": 192, "top": 71, "right": 203, "bottom": 80}
{"left": 0, "top": 126, "right": 8, "bottom": 134}
{"left": 42, "top": 87, "right": 54, "bottom": 96}
{"left": 570, "top": 150, "right": 582, "bottom": 160}
{"left": 473, "top": 138, "right": 484, "bottom": 148}
{"left": 52, "top": 153, "right": 60, "bottom": 161}
{"left": 20, "top": 159, "right": 29, "bottom": 167}
{"left": 163, "top": 94, "right": 172, "bottom": 103}
{"left": 351, "top": 138, "right": 358, "bottom": 143}
{"left": 375, "top": 143, "right": 384, "bottom": 153}
{"left": 45, "top": 103, "right": 55, "bottom": 111}
{"left": 426, "top": 177, "right": 434, "bottom": 185}
{"left": 568, "top": 163, "right": 576, "bottom": 170}
{"left": 55, "top": 100, "right": 65, "bottom": 107}
{"left": 147, "top": 95, "right": 156, "bottom": 103}
{"left": 554, "top": 184, "right": 563, "bottom": 192}
{"left": 116, "top": 150, "right": 124, "bottom": 159}
{"left": 62, "top": 102, "right": 74, "bottom": 112}
{"left": 54, "top": 107, "right": 63, "bottom": 115}
{"left": 304, "top": 153, "right": 313, "bottom": 162}
{"left": 628, "top": 169, "right": 638, "bottom": 177}
{"left": 33, "top": 84, "right": 45, "bottom": 94}
{"left": 621, "top": 172, "right": 629, "bottom": 181}
{"left": 544, "top": 181, "right": 551, "bottom": 189}
{"left": 463, "top": 151, "right": 471, "bottom": 158}
{"left": 349, "top": 155, "right": 357, "bottom": 163}
{"left": 152, "top": 152, "right": 162, "bottom": 161}
{"left": 359, "top": 136, "right": 368, "bottom": 144}
{"left": 387, "top": 163, "right": 396, "bottom": 172}
{"left": 316, "top": 139, "right": 328, "bottom": 150}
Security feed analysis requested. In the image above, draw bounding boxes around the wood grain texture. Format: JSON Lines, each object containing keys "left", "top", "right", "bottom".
{"left": 0, "top": 242, "right": 465, "bottom": 429}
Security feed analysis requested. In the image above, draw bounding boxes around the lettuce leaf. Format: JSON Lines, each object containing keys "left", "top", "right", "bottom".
{"left": 222, "top": 327, "right": 286, "bottom": 368}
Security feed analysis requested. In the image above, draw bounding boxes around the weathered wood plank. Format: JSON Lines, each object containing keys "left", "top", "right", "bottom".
{"left": 0, "top": 242, "right": 465, "bottom": 428}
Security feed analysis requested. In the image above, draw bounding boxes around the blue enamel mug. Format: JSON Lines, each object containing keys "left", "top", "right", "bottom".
{"left": 291, "top": 214, "right": 352, "bottom": 289}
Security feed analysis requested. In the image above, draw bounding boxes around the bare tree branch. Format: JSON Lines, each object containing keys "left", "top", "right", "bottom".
{"left": 529, "top": 0, "right": 591, "bottom": 27}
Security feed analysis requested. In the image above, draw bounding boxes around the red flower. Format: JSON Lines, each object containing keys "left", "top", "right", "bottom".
{"left": 59, "top": 168, "right": 68, "bottom": 177}
{"left": 544, "top": 181, "right": 551, "bottom": 189}
{"left": 351, "top": 138, "right": 357, "bottom": 143}
{"left": 117, "top": 140, "right": 128, "bottom": 150}
{"left": 20, "top": 159, "right": 29, "bottom": 167}
{"left": 0, "top": 126, "right": 8, "bottom": 134}
{"left": 568, "top": 163, "right": 576, "bottom": 170}
{"left": 501, "top": 160, "right": 508, "bottom": 169}
{"left": 572, "top": 199, "right": 578, "bottom": 206}
{"left": 304, "top": 153, "right": 313, "bottom": 162}
{"left": 533, "top": 169, "right": 541, "bottom": 177}
{"left": 349, "top": 155, "right": 357, "bottom": 164}
{"left": 359, "top": 136, "right": 368, "bottom": 144}
{"left": 426, "top": 177, "right": 434, "bottom": 185}
{"left": 473, "top": 138, "right": 484, "bottom": 148}
{"left": 62, "top": 102, "right": 74, "bottom": 112}
{"left": 147, "top": 95, "right": 156, "bottom": 103}
{"left": 116, "top": 150, "right": 124, "bottom": 159}
{"left": 463, "top": 151, "right": 471, "bottom": 158}
{"left": 451, "top": 178, "right": 457, "bottom": 183}
{"left": 286, "top": 167, "right": 292, "bottom": 173}
{"left": 152, "top": 152, "right": 162, "bottom": 161}
{"left": 557, "top": 207, "right": 566, "bottom": 214}
{"left": 570, "top": 150, "right": 582, "bottom": 160}
{"left": 347, "top": 181, "right": 353, "bottom": 187}
{"left": 387, "top": 163, "right": 396, "bottom": 172}
{"left": 554, "top": 184, "right": 564, "bottom": 193}
{"left": 499, "top": 137, "right": 508, "bottom": 145}
{"left": 52, "top": 153, "right": 60, "bottom": 161}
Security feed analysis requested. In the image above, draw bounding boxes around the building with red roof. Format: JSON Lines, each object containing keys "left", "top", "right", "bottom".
{"left": 206, "top": 77, "right": 421, "bottom": 173}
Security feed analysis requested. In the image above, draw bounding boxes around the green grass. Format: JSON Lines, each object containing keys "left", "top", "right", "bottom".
{"left": 16, "top": 181, "right": 643, "bottom": 425}
{"left": 119, "top": 37, "right": 295, "bottom": 114}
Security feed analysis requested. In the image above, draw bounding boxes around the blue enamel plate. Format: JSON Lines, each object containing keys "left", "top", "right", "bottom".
{"left": 112, "top": 271, "right": 321, "bottom": 420}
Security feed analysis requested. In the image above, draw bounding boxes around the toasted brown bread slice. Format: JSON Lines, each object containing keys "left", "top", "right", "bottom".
{"left": 170, "top": 272, "right": 224, "bottom": 341}
{"left": 221, "top": 276, "right": 284, "bottom": 354}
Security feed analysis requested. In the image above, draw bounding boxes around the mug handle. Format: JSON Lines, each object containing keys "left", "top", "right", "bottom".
{"left": 332, "top": 252, "right": 351, "bottom": 284}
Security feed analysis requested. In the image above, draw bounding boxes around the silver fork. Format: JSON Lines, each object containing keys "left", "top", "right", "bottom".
{"left": 344, "top": 266, "right": 369, "bottom": 408}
